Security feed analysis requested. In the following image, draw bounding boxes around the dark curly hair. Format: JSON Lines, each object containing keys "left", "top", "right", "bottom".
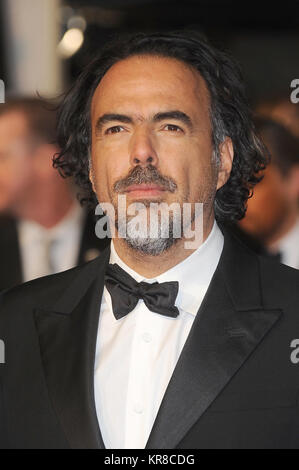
{"left": 54, "top": 30, "right": 268, "bottom": 222}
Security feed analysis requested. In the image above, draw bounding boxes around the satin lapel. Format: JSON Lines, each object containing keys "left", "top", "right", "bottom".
{"left": 146, "top": 230, "right": 282, "bottom": 449}
{"left": 34, "top": 246, "right": 111, "bottom": 449}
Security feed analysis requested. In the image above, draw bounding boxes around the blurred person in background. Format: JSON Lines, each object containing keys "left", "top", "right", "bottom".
{"left": 239, "top": 117, "right": 299, "bottom": 269}
{"left": 0, "top": 98, "right": 109, "bottom": 291}
{"left": 256, "top": 97, "right": 299, "bottom": 138}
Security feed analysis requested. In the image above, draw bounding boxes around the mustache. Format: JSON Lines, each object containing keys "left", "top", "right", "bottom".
{"left": 113, "top": 164, "right": 177, "bottom": 193}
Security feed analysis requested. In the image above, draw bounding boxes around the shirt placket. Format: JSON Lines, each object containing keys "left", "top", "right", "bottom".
{"left": 124, "top": 301, "right": 155, "bottom": 449}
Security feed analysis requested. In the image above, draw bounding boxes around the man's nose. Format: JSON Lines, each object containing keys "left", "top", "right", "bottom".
{"left": 129, "top": 129, "right": 158, "bottom": 167}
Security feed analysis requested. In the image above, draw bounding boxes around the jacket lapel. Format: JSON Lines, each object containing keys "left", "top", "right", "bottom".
{"left": 145, "top": 229, "right": 282, "bottom": 449}
{"left": 34, "top": 245, "right": 111, "bottom": 449}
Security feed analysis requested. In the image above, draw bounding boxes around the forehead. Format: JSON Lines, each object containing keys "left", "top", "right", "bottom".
{"left": 91, "top": 55, "right": 210, "bottom": 119}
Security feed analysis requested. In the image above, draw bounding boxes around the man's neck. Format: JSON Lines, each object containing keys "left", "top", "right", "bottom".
{"left": 267, "top": 209, "right": 299, "bottom": 250}
{"left": 11, "top": 185, "right": 76, "bottom": 229}
{"left": 112, "top": 216, "right": 215, "bottom": 278}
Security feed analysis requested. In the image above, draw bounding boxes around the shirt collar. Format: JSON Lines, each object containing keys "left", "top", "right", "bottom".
{"left": 109, "top": 220, "right": 224, "bottom": 316}
{"left": 18, "top": 202, "right": 83, "bottom": 245}
{"left": 275, "top": 217, "right": 299, "bottom": 251}
{"left": 273, "top": 217, "right": 299, "bottom": 269}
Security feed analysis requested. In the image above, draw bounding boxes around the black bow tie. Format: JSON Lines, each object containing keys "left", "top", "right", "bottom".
{"left": 105, "top": 263, "right": 180, "bottom": 320}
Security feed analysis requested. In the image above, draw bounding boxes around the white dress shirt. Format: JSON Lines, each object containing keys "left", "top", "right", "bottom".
{"left": 17, "top": 203, "right": 84, "bottom": 282}
{"left": 274, "top": 218, "right": 299, "bottom": 269}
{"left": 94, "top": 220, "right": 224, "bottom": 449}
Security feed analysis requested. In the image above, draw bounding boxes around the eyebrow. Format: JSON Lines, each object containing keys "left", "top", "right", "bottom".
{"left": 94, "top": 110, "right": 193, "bottom": 135}
{"left": 152, "top": 111, "right": 193, "bottom": 130}
{"left": 95, "top": 113, "right": 132, "bottom": 134}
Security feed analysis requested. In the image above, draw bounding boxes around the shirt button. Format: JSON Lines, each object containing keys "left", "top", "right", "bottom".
{"left": 142, "top": 332, "right": 152, "bottom": 343}
{"left": 133, "top": 403, "right": 144, "bottom": 414}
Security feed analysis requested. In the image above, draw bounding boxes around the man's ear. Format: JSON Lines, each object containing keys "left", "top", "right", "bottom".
{"left": 216, "top": 137, "right": 234, "bottom": 190}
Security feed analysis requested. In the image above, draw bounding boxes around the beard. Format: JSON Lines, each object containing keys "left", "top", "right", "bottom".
{"left": 116, "top": 200, "right": 185, "bottom": 256}
{"left": 108, "top": 164, "right": 178, "bottom": 255}
{"left": 106, "top": 163, "right": 216, "bottom": 256}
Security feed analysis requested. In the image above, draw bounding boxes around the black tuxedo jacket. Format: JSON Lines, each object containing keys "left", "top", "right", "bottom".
{"left": 0, "top": 227, "right": 299, "bottom": 449}
{"left": 0, "top": 212, "right": 110, "bottom": 292}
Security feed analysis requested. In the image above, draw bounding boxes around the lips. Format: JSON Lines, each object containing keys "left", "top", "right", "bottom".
{"left": 125, "top": 184, "right": 165, "bottom": 192}
{"left": 124, "top": 183, "right": 167, "bottom": 197}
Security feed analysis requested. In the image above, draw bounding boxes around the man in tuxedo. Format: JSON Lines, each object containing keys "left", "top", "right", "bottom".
{"left": 0, "top": 31, "right": 299, "bottom": 449}
{"left": 239, "top": 117, "right": 299, "bottom": 269}
{"left": 0, "top": 98, "right": 109, "bottom": 291}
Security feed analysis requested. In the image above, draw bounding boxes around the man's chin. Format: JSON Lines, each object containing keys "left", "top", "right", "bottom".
{"left": 124, "top": 235, "right": 179, "bottom": 256}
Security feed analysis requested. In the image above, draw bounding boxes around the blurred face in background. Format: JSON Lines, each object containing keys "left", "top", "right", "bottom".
{"left": 0, "top": 110, "right": 35, "bottom": 213}
{"left": 257, "top": 100, "right": 299, "bottom": 139}
{"left": 240, "top": 163, "right": 299, "bottom": 243}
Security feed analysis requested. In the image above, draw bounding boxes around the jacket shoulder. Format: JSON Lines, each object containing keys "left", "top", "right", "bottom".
{"left": 0, "top": 257, "right": 99, "bottom": 313}
{"left": 258, "top": 253, "right": 299, "bottom": 281}
{"left": 258, "top": 254, "right": 299, "bottom": 308}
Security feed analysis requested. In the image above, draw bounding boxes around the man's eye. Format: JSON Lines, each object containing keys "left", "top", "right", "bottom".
{"left": 105, "top": 126, "right": 124, "bottom": 135}
{"left": 164, "top": 124, "right": 182, "bottom": 132}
